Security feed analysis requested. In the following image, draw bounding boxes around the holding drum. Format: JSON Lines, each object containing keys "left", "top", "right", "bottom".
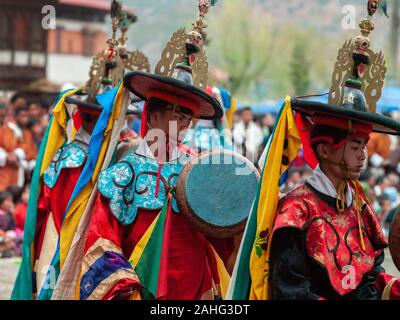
{"left": 176, "top": 150, "right": 260, "bottom": 238}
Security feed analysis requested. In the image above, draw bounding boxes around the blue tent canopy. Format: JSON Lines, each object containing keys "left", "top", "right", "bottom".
{"left": 237, "top": 101, "right": 282, "bottom": 115}
{"left": 377, "top": 86, "right": 400, "bottom": 113}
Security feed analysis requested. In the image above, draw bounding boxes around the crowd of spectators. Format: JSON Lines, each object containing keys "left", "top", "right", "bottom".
{"left": 0, "top": 93, "right": 50, "bottom": 258}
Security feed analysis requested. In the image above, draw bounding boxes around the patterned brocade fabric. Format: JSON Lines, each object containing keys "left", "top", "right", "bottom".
{"left": 43, "top": 140, "right": 89, "bottom": 189}
{"left": 273, "top": 183, "right": 388, "bottom": 296}
{"left": 98, "top": 151, "right": 192, "bottom": 225}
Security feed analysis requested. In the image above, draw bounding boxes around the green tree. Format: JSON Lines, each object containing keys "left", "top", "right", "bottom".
{"left": 290, "top": 36, "right": 311, "bottom": 96}
{"left": 207, "top": 0, "right": 276, "bottom": 97}
{"left": 390, "top": 0, "right": 400, "bottom": 82}
{"left": 207, "top": 0, "right": 342, "bottom": 100}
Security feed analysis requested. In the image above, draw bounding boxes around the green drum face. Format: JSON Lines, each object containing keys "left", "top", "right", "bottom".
{"left": 389, "top": 209, "right": 400, "bottom": 272}
{"left": 176, "top": 150, "right": 260, "bottom": 238}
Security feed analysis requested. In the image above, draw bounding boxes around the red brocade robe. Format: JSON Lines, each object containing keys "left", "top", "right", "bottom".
{"left": 79, "top": 142, "right": 234, "bottom": 300}
{"left": 270, "top": 183, "right": 400, "bottom": 300}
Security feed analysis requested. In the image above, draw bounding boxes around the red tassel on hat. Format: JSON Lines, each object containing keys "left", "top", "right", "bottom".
{"left": 140, "top": 101, "right": 149, "bottom": 138}
{"left": 72, "top": 110, "right": 83, "bottom": 131}
{"left": 295, "top": 112, "right": 318, "bottom": 169}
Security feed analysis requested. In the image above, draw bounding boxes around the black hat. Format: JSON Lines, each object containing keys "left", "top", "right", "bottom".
{"left": 123, "top": 71, "right": 223, "bottom": 120}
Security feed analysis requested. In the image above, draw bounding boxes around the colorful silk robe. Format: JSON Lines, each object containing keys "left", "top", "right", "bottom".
{"left": 11, "top": 89, "right": 81, "bottom": 300}
{"left": 79, "top": 140, "right": 233, "bottom": 300}
{"left": 12, "top": 85, "right": 128, "bottom": 300}
{"left": 34, "top": 133, "right": 89, "bottom": 297}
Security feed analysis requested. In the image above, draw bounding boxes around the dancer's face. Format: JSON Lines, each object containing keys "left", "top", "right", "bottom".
{"left": 318, "top": 137, "right": 368, "bottom": 180}
{"left": 148, "top": 106, "right": 193, "bottom": 144}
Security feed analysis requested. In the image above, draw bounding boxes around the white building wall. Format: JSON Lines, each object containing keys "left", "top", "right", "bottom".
{"left": 47, "top": 53, "right": 92, "bottom": 86}
{"left": 56, "top": 18, "right": 108, "bottom": 33}
{"left": 46, "top": 18, "right": 107, "bottom": 86}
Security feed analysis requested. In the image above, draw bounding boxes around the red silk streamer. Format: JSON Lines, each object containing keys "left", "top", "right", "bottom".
{"left": 72, "top": 110, "right": 83, "bottom": 131}
{"left": 156, "top": 193, "right": 173, "bottom": 299}
{"left": 140, "top": 102, "right": 149, "bottom": 138}
{"left": 295, "top": 112, "right": 318, "bottom": 169}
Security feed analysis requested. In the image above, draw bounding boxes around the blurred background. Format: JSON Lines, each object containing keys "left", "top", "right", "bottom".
{"left": 0, "top": 0, "right": 399, "bottom": 298}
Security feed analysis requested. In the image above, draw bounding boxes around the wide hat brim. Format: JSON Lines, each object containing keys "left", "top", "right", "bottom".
{"left": 123, "top": 71, "right": 223, "bottom": 120}
{"left": 291, "top": 98, "right": 400, "bottom": 135}
{"left": 65, "top": 94, "right": 103, "bottom": 116}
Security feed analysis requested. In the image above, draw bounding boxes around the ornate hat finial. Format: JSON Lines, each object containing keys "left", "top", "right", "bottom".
{"left": 155, "top": 0, "right": 218, "bottom": 89}
{"left": 329, "top": 0, "right": 389, "bottom": 113}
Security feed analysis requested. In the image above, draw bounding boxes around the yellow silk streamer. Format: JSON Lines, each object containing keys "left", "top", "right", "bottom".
{"left": 249, "top": 96, "right": 301, "bottom": 299}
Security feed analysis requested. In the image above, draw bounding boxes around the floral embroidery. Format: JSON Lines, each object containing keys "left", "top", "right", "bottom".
{"left": 334, "top": 214, "right": 350, "bottom": 228}
{"left": 254, "top": 228, "right": 269, "bottom": 257}
{"left": 273, "top": 184, "right": 387, "bottom": 295}
{"left": 43, "top": 140, "right": 88, "bottom": 189}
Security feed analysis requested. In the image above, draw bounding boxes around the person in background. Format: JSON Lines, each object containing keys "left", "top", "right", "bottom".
{"left": 8, "top": 93, "right": 27, "bottom": 123}
{"left": 11, "top": 184, "right": 29, "bottom": 233}
{"left": 0, "top": 191, "right": 17, "bottom": 257}
{"left": 260, "top": 113, "right": 276, "bottom": 148}
{"left": 38, "top": 100, "right": 51, "bottom": 130}
{"left": 12, "top": 106, "right": 38, "bottom": 181}
{"left": 0, "top": 103, "right": 25, "bottom": 191}
{"left": 6, "top": 185, "right": 23, "bottom": 207}
{"left": 282, "top": 168, "right": 304, "bottom": 194}
{"left": 27, "top": 100, "right": 42, "bottom": 122}
{"left": 14, "top": 106, "right": 38, "bottom": 163}
{"left": 10, "top": 93, "right": 27, "bottom": 110}
{"left": 368, "top": 132, "right": 392, "bottom": 174}
{"left": 387, "top": 136, "right": 400, "bottom": 174}
{"left": 0, "top": 191, "right": 16, "bottom": 232}
{"left": 27, "top": 119, "right": 44, "bottom": 150}
{"left": 377, "top": 194, "right": 393, "bottom": 239}
{"left": 233, "top": 107, "right": 263, "bottom": 164}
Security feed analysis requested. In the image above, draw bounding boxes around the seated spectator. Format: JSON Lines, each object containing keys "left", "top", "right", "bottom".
{"left": 0, "top": 230, "right": 14, "bottom": 257}
{"left": 27, "top": 119, "right": 44, "bottom": 150}
{"left": 0, "top": 191, "right": 15, "bottom": 232}
{"left": 0, "top": 103, "right": 23, "bottom": 191}
{"left": 6, "top": 185, "right": 23, "bottom": 204}
{"left": 27, "top": 100, "right": 42, "bottom": 121}
{"left": 377, "top": 194, "right": 393, "bottom": 239}
{"left": 8, "top": 93, "right": 27, "bottom": 123}
{"left": 0, "top": 191, "right": 17, "bottom": 258}
{"left": 13, "top": 184, "right": 29, "bottom": 233}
